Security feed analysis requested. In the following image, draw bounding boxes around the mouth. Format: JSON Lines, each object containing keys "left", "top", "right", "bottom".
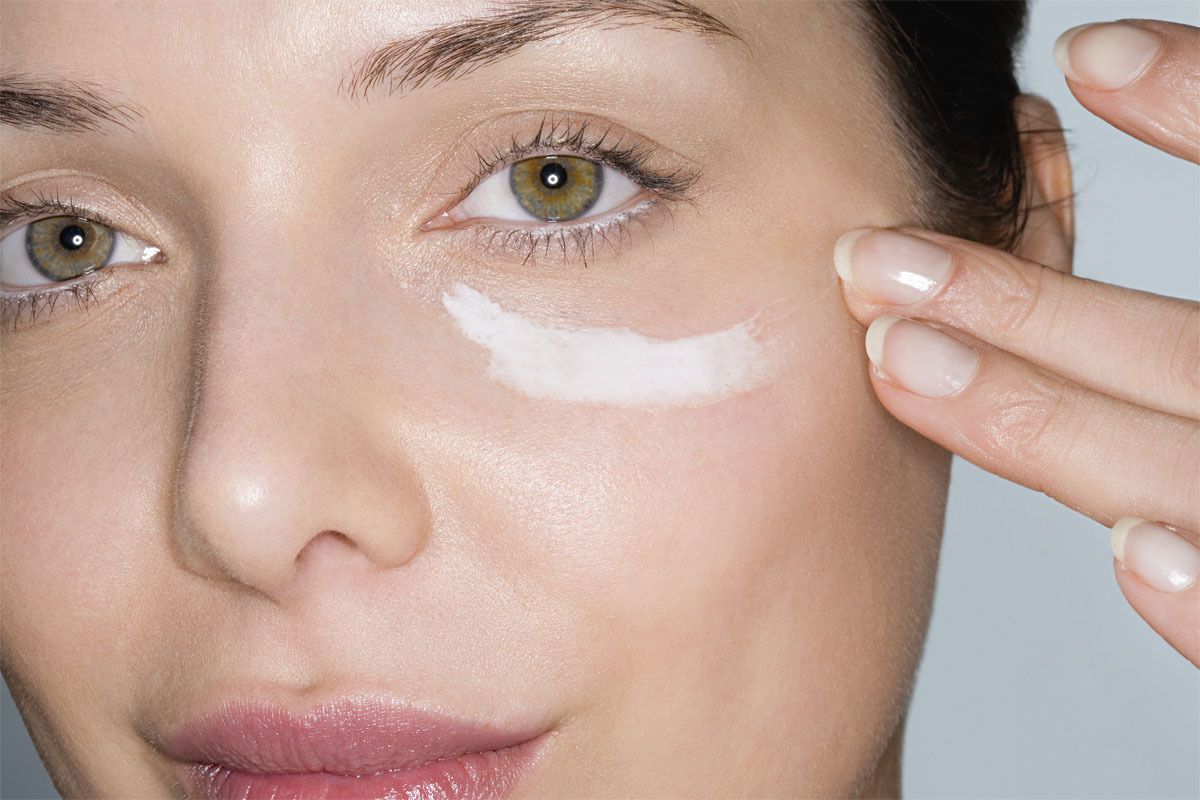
{"left": 158, "top": 696, "right": 552, "bottom": 800}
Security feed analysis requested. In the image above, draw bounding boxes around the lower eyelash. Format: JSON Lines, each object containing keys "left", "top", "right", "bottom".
{"left": 0, "top": 273, "right": 108, "bottom": 332}
{"left": 466, "top": 198, "right": 664, "bottom": 267}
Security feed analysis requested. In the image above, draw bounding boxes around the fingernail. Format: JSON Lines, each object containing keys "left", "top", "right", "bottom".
{"left": 1053, "top": 21, "right": 1162, "bottom": 91}
{"left": 1111, "top": 517, "right": 1200, "bottom": 593}
{"left": 834, "top": 229, "right": 952, "bottom": 305}
{"left": 864, "top": 315, "right": 980, "bottom": 398}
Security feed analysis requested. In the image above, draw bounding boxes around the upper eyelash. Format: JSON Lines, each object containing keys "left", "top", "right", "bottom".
{"left": 0, "top": 190, "right": 120, "bottom": 231}
{"left": 457, "top": 112, "right": 700, "bottom": 205}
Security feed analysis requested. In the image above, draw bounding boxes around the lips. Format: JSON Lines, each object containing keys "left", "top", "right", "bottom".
{"left": 159, "top": 696, "right": 550, "bottom": 800}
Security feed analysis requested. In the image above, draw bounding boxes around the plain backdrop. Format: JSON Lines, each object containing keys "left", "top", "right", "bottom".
{"left": 2, "top": 1, "right": 1198, "bottom": 798}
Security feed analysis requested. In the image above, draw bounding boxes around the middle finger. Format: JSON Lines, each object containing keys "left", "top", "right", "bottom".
{"left": 834, "top": 227, "right": 1199, "bottom": 419}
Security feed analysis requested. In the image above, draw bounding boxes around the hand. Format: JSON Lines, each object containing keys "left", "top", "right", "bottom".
{"left": 834, "top": 19, "right": 1200, "bottom": 666}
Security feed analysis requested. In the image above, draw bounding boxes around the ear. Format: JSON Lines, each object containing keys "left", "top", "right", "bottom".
{"left": 1011, "top": 93, "right": 1075, "bottom": 274}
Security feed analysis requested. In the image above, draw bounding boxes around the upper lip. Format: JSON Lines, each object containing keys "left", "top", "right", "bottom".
{"left": 158, "top": 696, "right": 548, "bottom": 776}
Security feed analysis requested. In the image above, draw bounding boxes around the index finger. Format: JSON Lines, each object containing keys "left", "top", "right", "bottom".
{"left": 1054, "top": 19, "right": 1200, "bottom": 163}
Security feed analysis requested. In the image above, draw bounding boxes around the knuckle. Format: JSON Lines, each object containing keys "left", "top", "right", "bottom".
{"left": 979, "top": 255, "right": 1062, "bottom": 338}
{"left": 976, "top": 366, "right": 1074, "bottom": 484}
{"left": 1165, "top": 305, "right": 1200, "bottom": 404}
{"left": 1168, "top": 423, "right": 1200, "bottom": 530}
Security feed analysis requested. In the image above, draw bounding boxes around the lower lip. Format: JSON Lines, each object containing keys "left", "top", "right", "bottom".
{"left": 178, "top": 736, "right": 545, "bottom": 800}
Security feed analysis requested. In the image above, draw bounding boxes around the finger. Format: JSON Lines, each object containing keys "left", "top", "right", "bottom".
{"left": 1053, "top": 19, "right": 1200, "bottom": 163}
{"left": 835, "top": 227, "right": 1200, "bottom": 420}
{"left": 861, "top": 315, "right": 1199, "bottom": 534}
{"left": 1110, "top": 518, "right": 1200, "bottom": 667}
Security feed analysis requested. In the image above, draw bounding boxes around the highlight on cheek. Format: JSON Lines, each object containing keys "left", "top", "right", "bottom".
{"left": 441, "top": 283, "right": 783, "bottom": 407}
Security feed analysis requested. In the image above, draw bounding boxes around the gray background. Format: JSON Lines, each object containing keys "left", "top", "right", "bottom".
{"left": 3, "top": 1, "right": 1199, "bottom": 797}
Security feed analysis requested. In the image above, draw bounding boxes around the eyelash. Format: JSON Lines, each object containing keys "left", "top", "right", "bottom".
{"left": 446, "top": 114, "right": 701, "bottom": 266}
{"left": 0, "top": 117, "right": 700, "bottom": 330}
{"left": 0, "top": 192, "right": 121, "bottom": 331}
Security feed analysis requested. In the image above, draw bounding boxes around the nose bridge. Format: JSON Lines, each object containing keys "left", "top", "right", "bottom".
{"left": 172, "top": 211, "right": 431, "bottom": 601}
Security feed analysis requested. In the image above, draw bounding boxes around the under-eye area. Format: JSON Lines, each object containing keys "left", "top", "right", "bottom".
{"left": 440, "top": 282, "right": 782, "bottom": 407}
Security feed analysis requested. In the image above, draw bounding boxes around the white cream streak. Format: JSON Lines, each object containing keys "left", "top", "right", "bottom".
{"left": 441, "top": 283, "right": 780, "bottom": 407}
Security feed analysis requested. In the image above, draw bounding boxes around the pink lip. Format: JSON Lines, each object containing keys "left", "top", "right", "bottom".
{"left": 159, "top": 697, "right": 550, "bottom": 800}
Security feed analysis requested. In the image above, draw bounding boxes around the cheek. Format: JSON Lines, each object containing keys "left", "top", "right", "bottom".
{"left": 0, "top": 327, "right": 185, "bottom": 717}
{"left": 431, "top": 291, "right": 903, "bottom": 654}
{"left": 427, "top": 284, "right": 946, "bottom": 791}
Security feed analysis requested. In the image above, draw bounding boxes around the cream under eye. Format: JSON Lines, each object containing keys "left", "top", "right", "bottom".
{"left": 441, "top": 283, "right": 783, "bottom": 407}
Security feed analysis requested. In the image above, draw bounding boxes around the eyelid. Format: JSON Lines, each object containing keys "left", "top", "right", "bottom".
{"left": 0, "top": 172, "right": 165, "bottom": 248}
{"left": 0, "top": 196, "right": 122, "bottom": 237}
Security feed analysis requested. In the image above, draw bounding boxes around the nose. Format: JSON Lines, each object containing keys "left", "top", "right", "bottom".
{"left": 171, "top": 229, "right": 431, "bottom": 603}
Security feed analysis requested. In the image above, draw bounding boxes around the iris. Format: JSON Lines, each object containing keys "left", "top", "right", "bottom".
{"left": 25, "top": 216, "right": 114, "bottom": 281}
{"left": 509, "top": 155, "right": 603, "bottom": 221}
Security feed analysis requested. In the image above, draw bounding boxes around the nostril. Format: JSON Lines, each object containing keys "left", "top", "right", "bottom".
{"left": 294, "top": 530, "right": 356, "bottom": 567}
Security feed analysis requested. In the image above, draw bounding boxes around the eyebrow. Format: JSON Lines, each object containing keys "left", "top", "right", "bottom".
{"left": 340, "top": 0, "right": 741, "bottom": 99}
{"left": 0, "top": 74, "right": 141, "bottom": 133}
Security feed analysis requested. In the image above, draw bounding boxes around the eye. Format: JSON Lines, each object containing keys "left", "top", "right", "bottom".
{"left": 0, "top": 215, "right": 160, "bottom": 289}
{"left": 448, "top": 155, "right": 645, "bottom": 224}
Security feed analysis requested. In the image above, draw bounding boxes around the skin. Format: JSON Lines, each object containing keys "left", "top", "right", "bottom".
{"left": 0, "top": 1, "right": 1190, "bottom": 798}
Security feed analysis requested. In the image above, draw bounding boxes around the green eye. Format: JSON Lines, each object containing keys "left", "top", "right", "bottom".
{"left": 509, "top": 156, "right": 603, "bottom": 221}
{"left": 25, "top": 216, "right": 115, "bottom": 281}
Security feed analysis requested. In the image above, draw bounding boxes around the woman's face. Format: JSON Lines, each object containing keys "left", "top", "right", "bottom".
{"left": 1, "top": 1, "right": 951, "bottom": 795}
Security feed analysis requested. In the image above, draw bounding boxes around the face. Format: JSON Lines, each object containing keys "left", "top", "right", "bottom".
{"left": 0, "top": 1, "right": 951, "bottom": 796}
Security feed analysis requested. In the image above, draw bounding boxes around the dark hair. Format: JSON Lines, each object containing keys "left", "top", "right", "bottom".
{"left": 859, "top": 0, "right": 1032, "bottom": 250}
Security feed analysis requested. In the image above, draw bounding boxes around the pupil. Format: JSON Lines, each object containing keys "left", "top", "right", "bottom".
{"left": 540, "top": 162, "right": 567, "bottom": 190}
{"left": 59, "top": 225, "right": 86, "bottom": 251}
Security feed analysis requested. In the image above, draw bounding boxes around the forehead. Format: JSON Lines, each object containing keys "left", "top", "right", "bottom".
{"left": 0, "top": 1, "right": 860, "bottom": 107}
{"left": 0, "top": 1, "right": 907, "bottom": 232}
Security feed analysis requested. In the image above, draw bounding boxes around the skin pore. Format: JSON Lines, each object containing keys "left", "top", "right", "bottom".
{"left": 0, "top": 1, "right": 999, "bottom": 795}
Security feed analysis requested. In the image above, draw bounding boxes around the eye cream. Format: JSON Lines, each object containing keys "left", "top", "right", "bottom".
{"left": 442, "top": 283, "right": 780, "bottom": 407}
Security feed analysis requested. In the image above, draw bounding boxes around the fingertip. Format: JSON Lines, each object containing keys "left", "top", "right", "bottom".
{"left": 833, "top": 228, "right": 870, "bottom": 286}
{"left": 1110, "top": 517, "right": 1200, "bottom": 594}
{"left": 1112, "top": 551, "right": 1200, "bottom": 668}
{"left": 1052, "top": 23, "right": 1090, "bottom": 81}
{"left": 864, "top": 314, "right": 901, "bottom": 368}
{"left": 1053, "top": 21, "right": 1163, "bottom": 91}
{"left": 1109, "top": 515, "right": 1144, "bottom": 563}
